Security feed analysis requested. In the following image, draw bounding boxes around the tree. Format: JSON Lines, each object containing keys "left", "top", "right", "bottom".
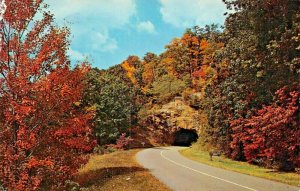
{"left": 159, "top": 38, "right": 191, "bottom": 81}
{"left": 121, "top": 55, "right": 143, "bottom": 87}
{"left": 83, "top": 69, "right": 137, "bottom": 145}
{"left": 181, "top": 30, "right": 202, "bottom": 77}
{"left": 204, "top": 0, "right": 299, "bottom": 154}
{"left": 220, "top": 0, "right": 299, "bottom": 111}
{"left": 230, "top": 85, "right": 300, "bottom": 171}
{"left": 192, "top": 38, "right": 223, "bottom": 93}
{"left": 141, "top": 52, "right": 158, "bottom": 93}
{"left": 150, "top": 75, "right": 188, "bottom": 103}
{"left": 181, "top": 25, "right": 222, "bottom": 85}
{"left": 0, "top": 1, "right": 95, "bottom": 190}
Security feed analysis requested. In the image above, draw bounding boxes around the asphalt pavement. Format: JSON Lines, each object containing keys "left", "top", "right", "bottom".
{"left": 136, "top": 146, "right": 300, "bottom": 191}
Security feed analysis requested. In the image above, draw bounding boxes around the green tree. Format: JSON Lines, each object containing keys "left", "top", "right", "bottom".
{"left": 83, "top": 69, "right": 137, "bottom": 145}
{"left": 205, "top": 0, "right": 299, "bottom": 155}
{"left": 150, "top": 75, "right": 188, "bottom": 103}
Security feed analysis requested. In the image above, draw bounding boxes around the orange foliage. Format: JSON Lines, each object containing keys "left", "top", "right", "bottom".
{"left": 191, "top": 38, "right": 223, "bottom": 92}
{"left": 142, "top": 61, "right": 155, "bottom": 93}
{"left": 142, "top": 62, "right": 154, "bottom": 85}
{"left": 162, "top": 57, "right": 178, "bottom": 77}
{"left": 200, "top": 39, "right": 224, "bottom": 66}
{"left": 181, "top": 33, "right": 202, "bottom": 74}
{"left": 0, "top": 1, "right": 95, "bottom": 190}
{"left": 122, "top": 60, "right": 138, "bottom": 85}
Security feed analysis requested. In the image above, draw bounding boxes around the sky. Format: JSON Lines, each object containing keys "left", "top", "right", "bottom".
{"left": 44, "top": 0, "right": 227, "bottom": 69}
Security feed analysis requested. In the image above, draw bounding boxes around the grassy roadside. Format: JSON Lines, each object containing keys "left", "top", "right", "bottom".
{"left": 180, "top": 148, "right": 300, "bottom": 187}
{"left": 74, "top": 149, "right": 170, "bottom": 191}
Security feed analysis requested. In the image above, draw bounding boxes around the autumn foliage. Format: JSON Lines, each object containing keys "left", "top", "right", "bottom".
{"left": 230, "top": 86, "right": 300, "bottom": 170}
{"left": 108, "top": 133, "right": 134, "bottom": 150}
{"left": 122, "top": 60, "right": 138, "bottom": 85}
{"left": 0, "top": 0, "right": 95, "bottom": 190}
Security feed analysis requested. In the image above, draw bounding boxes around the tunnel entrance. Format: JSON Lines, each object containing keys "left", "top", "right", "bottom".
{"left": 173, "top": 128, "right": 198, "bottom": 146}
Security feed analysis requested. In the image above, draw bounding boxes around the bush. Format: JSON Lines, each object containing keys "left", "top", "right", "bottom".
{"left": 231, "top": 86, "right": 300, "bottom": 171}
{"left": 107, "top": 133, "right": 134, "bottom": 150}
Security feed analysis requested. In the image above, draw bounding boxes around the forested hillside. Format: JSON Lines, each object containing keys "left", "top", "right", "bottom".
{"left": 83, "top": 0, "right": 299, "bottom": 172}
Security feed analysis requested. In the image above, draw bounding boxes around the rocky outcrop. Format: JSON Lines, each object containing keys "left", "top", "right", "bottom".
{"left": 141, "top": 99, "right": 201, "bottom": 145}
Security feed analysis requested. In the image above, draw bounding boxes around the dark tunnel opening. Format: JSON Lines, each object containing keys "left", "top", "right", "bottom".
{"left": 173, "top": 128, "right": 198, "bottom": 146}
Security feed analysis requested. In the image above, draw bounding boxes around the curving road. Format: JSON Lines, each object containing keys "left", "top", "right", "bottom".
{"left": 136, "top": 147, "right": 299, "bottom": 191}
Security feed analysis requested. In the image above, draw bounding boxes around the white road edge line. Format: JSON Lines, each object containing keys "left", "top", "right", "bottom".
{"left": 160, "top": 150, "right": 258, "bottom": 191}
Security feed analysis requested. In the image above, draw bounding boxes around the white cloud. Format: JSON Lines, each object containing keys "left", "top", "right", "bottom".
{"left": 47, "top": 0, "right": 136, "bottom": 28}
{"left": 159, "top": 0, "right": 226, "bottom": 28}
{"left": 68, "top": 48, "right": 86, "bottom": 61}
{"left": 137, "top": 21, "right": 156, "bottom": 34}
{"left": 92, "top": 31, "right": 118, "bottom": 52}
{"left": 44, "top": 0, "right": 136, "bottom": 57}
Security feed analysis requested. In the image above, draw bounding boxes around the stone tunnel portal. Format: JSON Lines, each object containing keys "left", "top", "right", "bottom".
{"left": 173, "top": 128, "right": 198, "bottom": 146}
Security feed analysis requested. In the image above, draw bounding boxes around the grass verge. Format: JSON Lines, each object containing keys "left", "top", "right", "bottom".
{"left": 75, "top": 149, "right": 170, "bottom": 191}
{"left": 180, "top": 147, "right": 300, "bottom": 187}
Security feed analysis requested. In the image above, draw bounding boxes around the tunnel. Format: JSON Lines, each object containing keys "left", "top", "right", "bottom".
{"left": 173, "top": 128, "right": 198, "bottom": 146}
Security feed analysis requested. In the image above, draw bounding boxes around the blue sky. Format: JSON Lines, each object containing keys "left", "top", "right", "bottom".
{"left": 44, "top": 0, "right": 227, "bottom": 69}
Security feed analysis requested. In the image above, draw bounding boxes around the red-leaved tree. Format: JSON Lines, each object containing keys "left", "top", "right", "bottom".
{"left": 108, "top": 133, "right": 134, "bottom": 150}
{"left": 230, "top": 85, "right": 300, "bottom": 171}
{"left": 0, "top": 0, "right": 95, "bottom": 190}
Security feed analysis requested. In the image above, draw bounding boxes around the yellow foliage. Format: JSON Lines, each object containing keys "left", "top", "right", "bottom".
{"left": 85, "top": 104, "right": 97, "bottom": 112}
{"left": 192, "top": 39, "right": 224, "bottom": 95}
{"left": 73, "top": 102, "right": 81, "bottom": 107}
{"left": 142, "top": 61, "right": 155, "bottom": 85}
{"left": 121, "top": 60, "right": 138, "bottom": 85}
{"left": 162, "top": 57, "right": 178, "bottom": 77}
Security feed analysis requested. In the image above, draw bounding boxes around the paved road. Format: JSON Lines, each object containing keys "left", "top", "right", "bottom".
{"left": 136, "top": 147, "right": 300, "bottom": 191}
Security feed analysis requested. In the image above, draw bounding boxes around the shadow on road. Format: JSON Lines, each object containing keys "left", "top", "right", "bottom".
{"left": 75, "top": 167, "right": 146, "bottom": 187}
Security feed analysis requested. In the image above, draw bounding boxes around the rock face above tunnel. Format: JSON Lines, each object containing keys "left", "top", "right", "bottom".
{"left": 138, "top": 99, "right": 201, "bottom": 145}
{"left": 173, "top": 128, "right": 198, "bottom": 146}
{"left": 157, "top": 99, "right": 201, "bottom": 132}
